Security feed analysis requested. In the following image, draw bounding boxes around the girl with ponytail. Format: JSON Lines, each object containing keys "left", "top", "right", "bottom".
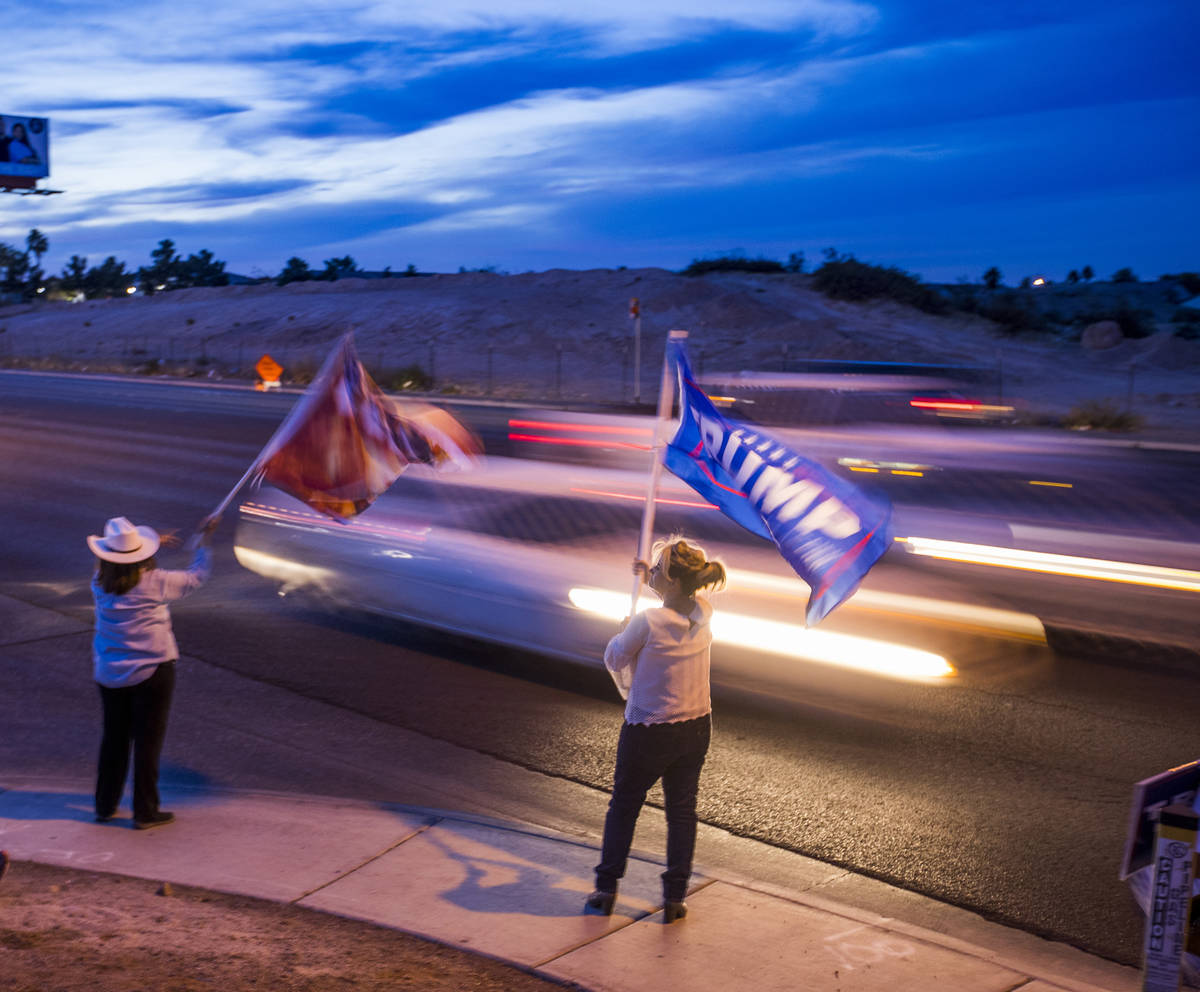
{"left": 586, "top": 537, "right": 726, "bottom": 923}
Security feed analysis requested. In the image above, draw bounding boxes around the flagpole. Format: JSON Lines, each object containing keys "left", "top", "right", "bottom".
{"left": 630, "top": 329, "right": 687, "bottom": 615}
{"left": 191, "top": 333, "right": 355, "bottom": 542}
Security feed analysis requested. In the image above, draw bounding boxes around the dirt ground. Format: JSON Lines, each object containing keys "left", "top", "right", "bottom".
{"left": 0, "top": 859, "right": 575, "bottom": 992}
{"left": 2, "top": 268, "right": 1198, "bottom": 433}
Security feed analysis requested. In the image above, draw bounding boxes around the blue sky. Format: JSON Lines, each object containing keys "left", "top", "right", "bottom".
{"left": 1, "top": 0, "right": 1196, "bottom": 284}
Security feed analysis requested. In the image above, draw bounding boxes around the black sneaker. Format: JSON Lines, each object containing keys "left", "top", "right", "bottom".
{"left": 133, "top": 811, "right": 175, "bottom": 830}
{"left": 95, "top": 811, "right": 116, "bottom": 823}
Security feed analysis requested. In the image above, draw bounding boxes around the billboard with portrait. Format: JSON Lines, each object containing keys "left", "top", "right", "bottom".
{"left": 0, "top": 114, "right": 49, "bottom": 179}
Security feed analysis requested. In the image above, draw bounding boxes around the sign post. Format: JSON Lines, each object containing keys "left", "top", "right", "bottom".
{"left": 630, "top": 297, "right": 642, "bottom": 405}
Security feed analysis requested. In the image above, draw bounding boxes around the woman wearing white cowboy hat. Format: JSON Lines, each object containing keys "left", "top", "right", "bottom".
{"left": 89, "top": 514, "right": 219, "bottom": 829}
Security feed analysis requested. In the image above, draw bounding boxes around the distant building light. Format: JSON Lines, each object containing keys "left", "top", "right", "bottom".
{"left": 1031, "top": 277, "right": 1046, "bottom": 287}
{"left": 155, "top": 283, "right": 166, "bottom": 291}
{"left": 36, "top": 286, "right": 45, "bottom": 294}
{"left": 126, "top": 286, "right": 137, "bottom": 295}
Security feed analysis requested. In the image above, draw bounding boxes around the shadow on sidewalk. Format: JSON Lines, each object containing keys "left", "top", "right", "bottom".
{"left": 424, "top": 827, "right": 605, "bottom": 919}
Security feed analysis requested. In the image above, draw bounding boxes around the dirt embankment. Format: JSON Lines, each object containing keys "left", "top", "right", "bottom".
{"left": 1, "top": 268, "right": 1197, "bottom": 431}
{"left": 0, "top": 860, "right": 569, "bottom": 992}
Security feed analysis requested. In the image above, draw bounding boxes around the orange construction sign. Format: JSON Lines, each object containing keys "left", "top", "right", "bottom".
{"left": 629, "top": 297, "right": 639, "bottom": 318}
{"left": 256, "top": 354, "right": 283, "bottom": 382}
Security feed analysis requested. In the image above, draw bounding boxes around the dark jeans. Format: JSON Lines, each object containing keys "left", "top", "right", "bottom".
{"left": 595, "top": 714, "right": 711, "bottom": 902}
{"left": 95, "top": 661, "right": 175, "bottom": 822}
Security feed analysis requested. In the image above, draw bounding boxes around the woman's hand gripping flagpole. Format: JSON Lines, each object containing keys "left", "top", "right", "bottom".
{"left": 629, "top": 329, "right": 689, "bottom": 618}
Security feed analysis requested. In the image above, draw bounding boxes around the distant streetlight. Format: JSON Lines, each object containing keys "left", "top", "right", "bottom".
{"left": 126, "top": 285, "right": 136, "bottom": 295}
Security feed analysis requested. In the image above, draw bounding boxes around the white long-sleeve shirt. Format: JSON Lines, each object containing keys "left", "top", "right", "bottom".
{"left": 92, "top": 547, "right": 211, "bottom": 688}
{"left": 603, "top": 598, "right": 713, "bottom": 725}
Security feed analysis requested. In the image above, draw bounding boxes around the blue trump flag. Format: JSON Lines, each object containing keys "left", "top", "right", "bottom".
{"left": 663, "top": 340, "right": 893, "bottom": 625}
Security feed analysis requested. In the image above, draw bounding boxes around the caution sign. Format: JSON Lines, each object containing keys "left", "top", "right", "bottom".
{"left": 1141, "top": 805, "right": 1197, "bottom": 992}
{"left": 255, "top": 353, "right": 283, "bottom": 391}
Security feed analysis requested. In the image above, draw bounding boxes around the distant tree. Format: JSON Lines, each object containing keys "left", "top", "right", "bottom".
{"left": 25, "top": 228, "right": 48, "bottom": 269}
{"left": 137, "top": 238, "right": 181, "bottom": 294}
{"left": 0, "top": 243, "right": 30, "bottom": 295}
{"left": 1111, "top": 267, "right": 1138, "bottom": 283}
{"left": 61, "top": 254, "right": 88, "bottom": 293}
{"left": 681, "top": 255, "right": 785, "bottom": 276}
{"left": 403, "top": 263, "right": 419, "bottom": 277}
{"left": 1019, "top": 276, "right": 1032, "bottom": 289}
{"left": 381, "top": 266, "right": 392, "bottom": 278}
{"left": 812, "top": 255, "right": 947, "bottom": 314}
{"left": 277, "top": 256, "right": 313, "bottom": 286}
{"left": 982, "top": 267, "right": 1002, "bottom": 290}
{"left": 1067, "top": 269, "right": 1080, "bottom": 284}
{"left": 1161, "top": 272, "right": 1200, "bottom": 296}
{"left": 785, "top": 251, "right": 806, "bottom": 274}
{"left": 84, "top": 256, "right": 130, "bottom": 299}
{"left": 321, "top": 255, "right": 358, "bottom": 281}
{"left": 1081, "top": 265, "right": 1094, "bottom": 282}
{"left": 178, "top": 248, "right": 229, "bottom": 288}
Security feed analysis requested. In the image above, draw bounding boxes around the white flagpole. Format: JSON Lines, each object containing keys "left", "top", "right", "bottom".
{"left": 630, "top": 329, "right": 687, "bottom": 616}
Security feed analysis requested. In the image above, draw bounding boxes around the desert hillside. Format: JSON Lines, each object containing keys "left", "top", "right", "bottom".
{"left": 1, "top": 268, "right": 1197, "bottom": 433}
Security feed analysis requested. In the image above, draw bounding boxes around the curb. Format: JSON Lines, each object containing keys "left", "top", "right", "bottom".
{"left": 1043, "top": 623, "right": 1200, "bottom": 672}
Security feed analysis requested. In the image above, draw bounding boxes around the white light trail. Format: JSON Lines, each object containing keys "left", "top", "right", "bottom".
{"left": 567, "top": 587, "right": 956, "bottom": 681}
{"left": 899, "top": 537, "right": 1200, "bottom": 593}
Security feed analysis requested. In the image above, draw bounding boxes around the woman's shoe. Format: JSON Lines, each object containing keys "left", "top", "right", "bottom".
{"left": 663, "top": 900, "right": 688, "bottom": 923}
{"left": 584, "top": 890, "right": 616, "bottom": 915}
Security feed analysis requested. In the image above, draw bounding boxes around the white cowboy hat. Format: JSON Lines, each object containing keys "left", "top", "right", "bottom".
{"left": 87, "top": 516, "right": 161, "bottom": 563}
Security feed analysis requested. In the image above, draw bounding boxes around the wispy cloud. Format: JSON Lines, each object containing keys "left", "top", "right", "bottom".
{"left": 0, "top": 0, "right": 1194, "bottom": 281}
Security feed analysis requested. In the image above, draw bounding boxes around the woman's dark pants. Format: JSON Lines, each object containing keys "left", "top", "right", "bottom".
{"left": 595, "top": 714, "right": 711, "bottom": 902}
{"left": 95, "top": 662, "right": 175, "bottom": 822}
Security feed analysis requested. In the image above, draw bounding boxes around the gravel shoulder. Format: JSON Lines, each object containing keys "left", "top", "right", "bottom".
{"left": 0, "top": 859, "right": 573, "bottom": 992}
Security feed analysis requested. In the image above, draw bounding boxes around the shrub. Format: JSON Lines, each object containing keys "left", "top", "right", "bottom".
{"left": 1062, "top": 400, "right": 1143, "bottom": 432}
{"left": 975, "top": 291, "right": 1048, "bottom": 334}
{"left": 1111, "top": 267, "right": 1138, "bottom": 283}
{"left": 682, "top": 255, "right": 786, "bottom": 276}
{"left": 1162, "top": 272, "right": 1200, "bottom": 296}
{"left": 812, "top": 255, "right": 947, "bottom": 314}
{"left": 1173, "top": 309, "right": 1200, "bottom": 339}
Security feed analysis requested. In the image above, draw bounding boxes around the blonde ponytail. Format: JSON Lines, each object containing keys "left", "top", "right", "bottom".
{"left": 651, "top": 536, "right": 726, "bottom": 597}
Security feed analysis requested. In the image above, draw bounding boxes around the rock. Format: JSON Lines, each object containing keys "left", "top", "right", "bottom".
{"left": 1082, "top": 320, "right": 1122, "bottom": 350}
{"left": 157, "top": 881, "right": 174, "bottom": 897}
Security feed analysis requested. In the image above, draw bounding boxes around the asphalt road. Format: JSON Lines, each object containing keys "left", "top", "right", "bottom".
{"left": 2, "top": 369, "right": 1198, "bottom": 967}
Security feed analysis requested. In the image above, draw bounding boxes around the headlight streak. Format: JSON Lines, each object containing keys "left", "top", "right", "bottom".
{"left": 723, "top": 569, "right": 1045, "bottom": 643}
{"left": 567, "top": 587, "right": 956, "bottom": 681}
{"left": 233, "top": 545, "right": 335, "bottom": 585}
{"left": 899, "top": 536, "right": 1200, "bottom": 593}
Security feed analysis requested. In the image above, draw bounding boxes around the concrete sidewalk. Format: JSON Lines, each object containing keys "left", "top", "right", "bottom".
{"left": 0, "top": 780, "right": 1141, "bottom": 992}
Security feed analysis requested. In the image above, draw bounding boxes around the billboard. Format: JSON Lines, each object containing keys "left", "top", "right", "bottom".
{"left": 0, "top": 114, "right": 49, "bottom": 179}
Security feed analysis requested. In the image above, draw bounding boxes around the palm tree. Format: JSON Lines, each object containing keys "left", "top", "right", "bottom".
{"left": 26, "top": 228, "right": 48, "bottom": 269}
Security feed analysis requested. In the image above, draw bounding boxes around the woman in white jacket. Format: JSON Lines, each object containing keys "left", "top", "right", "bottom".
{"left": 89, "top": 515, "right": 217, "bottom": 829}
{"left": 587, "top": 537, "right": 726, "bottom": 922}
